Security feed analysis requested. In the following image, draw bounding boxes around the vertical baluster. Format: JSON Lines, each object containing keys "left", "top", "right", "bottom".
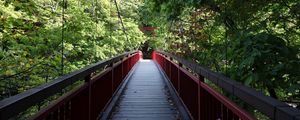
{"left": 206, "top": 91, "right": 210, "bottom": 120}
{"left": 85, "top": 74, "right": 91, "bottom": 120}
{"left": 208, "top": 93, "right": 212, "bottom": 120}
{"left": 223, "top": 105, "right": 228, "bottom": 120}
{"left": 59, "top": 103, "right": 65, "bottom": 120}
{"left": 164, "top": 56, "right": 167, "bottom": 71}
{"left": 121, "top": 58, "right": 124, "bottom": 79}
{"left": 127, "top": 56, "right": 130, "bottom": 73}
{"left": 228, "top": 109, "right": 234, "bottom": 120}
{"left": 216, "top": 100, "right": 222, "bottom": 120}
{"left": 233, "top": 114, "right": 240, "bottom": 120}
{"left": 66, "top": 102, "right": 71, "bottom": 120}
{"left": 198, "top": 76, "right": 203, "bottom": 120}
{"left": 55, "top": 109, "right": 60, "bottom": 120}
{"left": 212, "top": 95, "right": 215, "bottom": 120}
{"left": 169, "top": 60, "right": 172, "bottom": 78}
{"left": 178, "top": 63, "right": 182, "bottom": 95}
{"left": 46, "top": 112, "right": 53, "bottom": 120}
{"left": 220, "top": 103, "right": 225, "bottom": 120}
{"left": 200, "top": 85, "right": 205, "bottom": 120}
{"left": 110, "top": 63, "right": 114, "bottom": 94}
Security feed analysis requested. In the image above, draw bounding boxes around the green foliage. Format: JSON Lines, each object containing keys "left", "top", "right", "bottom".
{"left": 140, "top": 0, "right": 300, "bottom": 117}
{"left": 1, "top": 0, "right": 299, "bottom": 118}
{"left": 229, "top": 32, "right": 300, "bottom": 99}
{"left": 0, "top": 0, "right": 145, "bottom": 100}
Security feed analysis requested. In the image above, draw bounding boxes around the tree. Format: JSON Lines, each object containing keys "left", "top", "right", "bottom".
{"left": 139, "top": 0, "right": 300, "bottom": 113}
{"left": 0, "top": 0, "right": 145, "bottom": 100}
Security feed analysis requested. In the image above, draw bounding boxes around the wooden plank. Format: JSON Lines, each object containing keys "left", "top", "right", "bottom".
{"left": 108, "top": 60, "right": 183, "bottom": 120}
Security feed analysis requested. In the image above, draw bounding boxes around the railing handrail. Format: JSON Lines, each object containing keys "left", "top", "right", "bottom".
{"left": 155, "top": 51, "right": 300, "bottom": 120}
{"left": 0, "top": 51, "right": 138, "bottom": 120}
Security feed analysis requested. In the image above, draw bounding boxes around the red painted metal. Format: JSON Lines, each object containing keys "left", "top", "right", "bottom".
{"left": 139, "top": 27, "right": 157, "bottom": 31}
{"left": 30, "top": 51, "right": 142, "bottom": 120}
{"left": 152, "top": 51, "right": 256, "bottom": 120}
{"left": 138, "top": 51, "right": 143, "bottom": 60}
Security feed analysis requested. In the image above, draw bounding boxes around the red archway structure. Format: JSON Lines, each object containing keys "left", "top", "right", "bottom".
{"left": 139, "top": 27, "right": 157, "bottom": 36}
{"left": 139, "top": 27, "right": 157, "bottom": 32}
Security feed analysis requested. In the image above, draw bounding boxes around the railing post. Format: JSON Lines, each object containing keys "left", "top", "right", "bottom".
{"left": 139, "top": 51, "right": 143, "bottom": 60}
{"left": 127, "top": 55, "right": 130, "bottom": 72}
{"left": 163, "top": 55, "right": 166, "bottom": 71}
{"left": 169, "top": 57, "right": 173, "bottom": 82}
{"left": 121, "top": 58, "right": 124, "bottom": 79}
{"left": 178, "top": 63, "right": 182, "bottom": 95}
{"left": 84, "top": 74, "right": 92, "bottom": 120}
{"left": 110, "top": 63, "right": 114, "bottom": 95}
{"left": 152, "top": 51, "right": 156, "bottom": 60}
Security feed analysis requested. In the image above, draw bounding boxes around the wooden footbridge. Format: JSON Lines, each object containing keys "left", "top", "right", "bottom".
{"left": 1, "top": 51, "right": 300, "bottom": 120}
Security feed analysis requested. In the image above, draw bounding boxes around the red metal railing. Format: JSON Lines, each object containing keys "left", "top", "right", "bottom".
{"left": 0, "top": 51, "right": 142, "bottom": 120}
{"left": 32, "top": 51, "right": 142, "bottom": 120}
{"left": 153, "top": 51, "right": 255, "bottom": 120}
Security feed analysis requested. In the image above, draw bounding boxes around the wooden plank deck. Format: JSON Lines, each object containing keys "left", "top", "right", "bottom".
{"left": 109, "top": 60, "right": 181, "bottom": 120}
